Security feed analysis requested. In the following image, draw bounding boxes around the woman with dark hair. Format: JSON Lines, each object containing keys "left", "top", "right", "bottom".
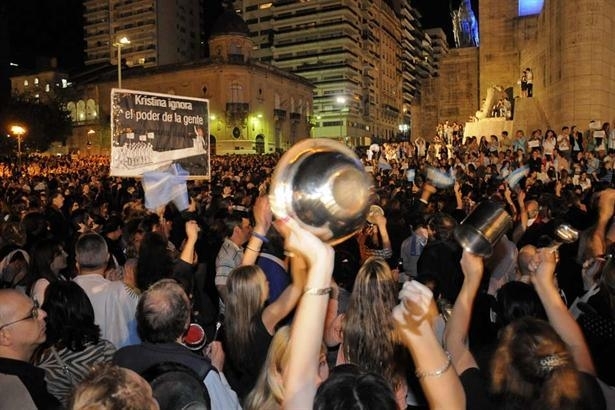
{"left": 136, "top": 231, "right": 176, "bottom": 291}
{"left": 542, "top": 129, "right": 557, "bottom": 162}
{"left": 26, "top": 238, "right": 68, "bottom": 304}
{"left": 35, "top": 281, "right": 116, "bottom": 405}
{"left": 314, "top": 364, "right": 397, "bottom": 410}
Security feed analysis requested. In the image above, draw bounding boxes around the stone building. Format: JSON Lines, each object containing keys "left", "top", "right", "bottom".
{"left": 414, "top": 0, "right": 615, "bottom": 140}
{"left": 66, "top": 9, "right": 314, "bottom": 155}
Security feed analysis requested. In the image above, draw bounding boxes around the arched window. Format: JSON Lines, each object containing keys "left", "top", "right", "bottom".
{"left": 66, "top": 102, "right": 77, "bottom": 122}
{"left": 230, "top": 82, "right": 243, "bottom": 102}
{"left": 76, "top": 100, "right": 86, "bottom": 122}
{"left": 86, "top": 99, "right": 98, "bottom": 120}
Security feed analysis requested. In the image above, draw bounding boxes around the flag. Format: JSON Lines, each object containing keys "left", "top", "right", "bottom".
{"left": 426, "top": 167, "right": 454, "bottom": 188}
{"left": 378, "top": 156, "right": 392, "bottom": 170}
{"left": 142, "top": 163, "right": 190, "bottom": 211}
{"left": 506, "top": 165, "right": 529, "bottom": 189}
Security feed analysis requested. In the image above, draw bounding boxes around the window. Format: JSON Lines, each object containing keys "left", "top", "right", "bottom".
{"left": 230, "top": 82, "right": 244, "bottom": 102}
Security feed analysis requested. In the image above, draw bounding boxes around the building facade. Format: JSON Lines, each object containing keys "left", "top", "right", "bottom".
{"left": 234, "top": 0, "right": 431, "bottom": 146}
{"left": 414, "top": 0, "right": 615, "bottom": 139}
{"left": 67, "top": 9, "right": 313, "bottom": 156}
{"left": 83, "top": 0, "right": 204, "bottom": 68}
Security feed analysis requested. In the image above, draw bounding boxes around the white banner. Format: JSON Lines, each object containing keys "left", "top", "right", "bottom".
{"left": 110, "top": 89, "right": 210, "bottom": 179}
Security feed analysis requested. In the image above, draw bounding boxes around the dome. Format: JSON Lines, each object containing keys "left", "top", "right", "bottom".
{"left": 210, "top": 9, "right": 250, "bottom": 37}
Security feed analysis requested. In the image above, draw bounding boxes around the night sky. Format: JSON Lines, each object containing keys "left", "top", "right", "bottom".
{"left": 3, "top": 0, "right": 479, "bottom": 71}
{"left": 416, "top": 0, "right": 480, "bottom": 44}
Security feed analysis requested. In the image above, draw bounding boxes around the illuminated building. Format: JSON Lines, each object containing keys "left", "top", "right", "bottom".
{"left": 83, "top": 0, "right": 204, "bottom": 68}
{"left": 234, "top": 0, "right": 432, "bottom": 145}
{"left": 66, "top": 8, "right": 314, "bottom": 155}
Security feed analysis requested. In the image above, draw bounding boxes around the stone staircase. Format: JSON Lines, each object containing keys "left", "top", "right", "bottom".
{"left": 511, "top": 96, "right": 550, "bottom": 134}
{"left": 464, "top": 96, "right": 549, "bottom": 141}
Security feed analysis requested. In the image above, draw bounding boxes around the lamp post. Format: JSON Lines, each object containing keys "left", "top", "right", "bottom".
{"left": 336, "top": 96, "right": 347, "bottom": 145}
{"left": 10, "top": 125, "right": 25, "bottom": 168}
{"left": 113, "top": 36, "right": 131, "bottom": 88}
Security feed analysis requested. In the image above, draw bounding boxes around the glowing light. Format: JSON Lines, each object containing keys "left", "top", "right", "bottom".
{"left": 519, "top": 0, "right": 544, "bottom": 16}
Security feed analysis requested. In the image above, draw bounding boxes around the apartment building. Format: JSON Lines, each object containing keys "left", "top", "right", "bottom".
{"left": 83, "top": 0, "right": 204, "bottom": 68}
{"left": 234, "top": 0, "right": 431, "bottom": 145}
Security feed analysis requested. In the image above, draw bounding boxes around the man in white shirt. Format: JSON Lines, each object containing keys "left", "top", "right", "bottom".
{"left": 73, "top": 232, "right": 140, "bottom": 348}
{"left": 215, "top": 213, "right": 252, "bottom": 307}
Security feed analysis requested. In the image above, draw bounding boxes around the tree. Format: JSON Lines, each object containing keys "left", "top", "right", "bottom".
{"left": 0, "top": 93, "right": 72, "bottom": 153}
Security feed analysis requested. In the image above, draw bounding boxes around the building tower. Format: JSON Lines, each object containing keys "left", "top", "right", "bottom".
{"left": 234, "top": 0, "right": 429, "bottom": 145}
{"left": 83, "top": 0, "right": 204, "bottom": 69}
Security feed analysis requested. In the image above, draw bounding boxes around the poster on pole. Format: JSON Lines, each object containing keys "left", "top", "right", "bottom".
{"left": 110, "top": 89, "right": 210, "bottom": 179}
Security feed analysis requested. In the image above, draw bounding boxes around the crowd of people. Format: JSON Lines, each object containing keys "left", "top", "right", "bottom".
{"left": 1, "top": 120, "right": 615, "bottom": 409}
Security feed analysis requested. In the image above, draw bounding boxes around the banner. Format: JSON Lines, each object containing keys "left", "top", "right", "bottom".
{"left": 110, "top": 89, "right": 210, "bottom": 178}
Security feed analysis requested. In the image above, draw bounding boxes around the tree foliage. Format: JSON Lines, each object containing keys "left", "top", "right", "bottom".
{"left": 0, "top": 93, "right": 73, "bottom": 153}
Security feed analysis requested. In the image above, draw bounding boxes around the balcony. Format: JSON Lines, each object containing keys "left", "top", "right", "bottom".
{"left": 226, "top": 102, "right": 249, "bottom": 124}
{"left": 274, "top": 109, "right": 287, "bottom": 120}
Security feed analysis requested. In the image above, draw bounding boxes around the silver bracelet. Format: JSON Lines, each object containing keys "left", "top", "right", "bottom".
{"left": 415, "top": 351, "right": 452, "bottom": 379}
{"left": 303, "top": 287, "right": 332, "bottom": 296}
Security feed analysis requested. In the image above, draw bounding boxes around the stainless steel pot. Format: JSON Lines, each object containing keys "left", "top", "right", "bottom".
{"left": 269, "top": 138, "right": 375, "bottom": 244}
{"left": 454, "top": 201, "right": 513, "bottom": 257}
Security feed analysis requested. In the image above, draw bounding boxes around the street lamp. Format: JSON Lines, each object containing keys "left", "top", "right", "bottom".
{"left": 113, "top": 36, "right": 131, "bottom": 88}
{"left": 10, "top": 125, "right": 26, "bottom": 168}
{"left": 336, "top": 96, "right": 347, "bottom": 145}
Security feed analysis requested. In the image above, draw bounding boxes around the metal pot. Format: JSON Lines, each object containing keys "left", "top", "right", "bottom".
{"left": 454, "top": 201, "right": 513, "bottom": 257}
{"left": 269, "top": 138, "right": 375, "bottom": 244}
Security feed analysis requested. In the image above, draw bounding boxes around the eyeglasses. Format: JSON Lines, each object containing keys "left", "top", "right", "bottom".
{"left": 0, "top": 300, "right": 40, "bottom": 331}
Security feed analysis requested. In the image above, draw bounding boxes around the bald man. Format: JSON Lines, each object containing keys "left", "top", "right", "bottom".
{"left": 0, "top": 290, "right": 61, "bottom": 410}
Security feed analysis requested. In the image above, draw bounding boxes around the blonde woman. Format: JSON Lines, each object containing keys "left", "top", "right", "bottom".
{"left": 244, "top": 326, "right": 329, "bottom": 410}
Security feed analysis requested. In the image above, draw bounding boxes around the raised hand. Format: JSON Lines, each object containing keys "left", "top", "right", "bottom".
{"left": 185, "top": 219, "right": 200, "bottom": 242}
{"left": 252, "top": 195, "right": 273, "bottom": 233}
{"left": 460, "top": 250, "right": 484, "bottom": 285}
{"left": 275, "top": 217, "right": 334, "bottom": 268}
{"left": 530, "top": 247, "right": 558, "bottom": 288}
{"left": 393, "top": 280, "right": 434, "bottom": 331}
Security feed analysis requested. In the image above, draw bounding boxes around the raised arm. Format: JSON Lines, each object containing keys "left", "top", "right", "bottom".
{"left": 531, "top": 248, "right": 596, "bottom": 375}
{"left": 591, "top": 188, "right": 615, "bottom": 257}
{"left": 394, "top": 280, "right": 465, "bottom": 410}
{"left": 444, "top": 251, "right": 483, "bottom": 374}
{"left": 282, "top": 218, "right": 335, "bottom": 409}
{"left": 242, "top": 195, "right": 272, "bottom": 266}
{"left": 262, "top": 249, "right": 307, "bottom": 334}
{"left": 512, "top": 190, "right": 528, "bottom": 244}
{"left": 178, "top": 219, "right": 199, "bottom": 265}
